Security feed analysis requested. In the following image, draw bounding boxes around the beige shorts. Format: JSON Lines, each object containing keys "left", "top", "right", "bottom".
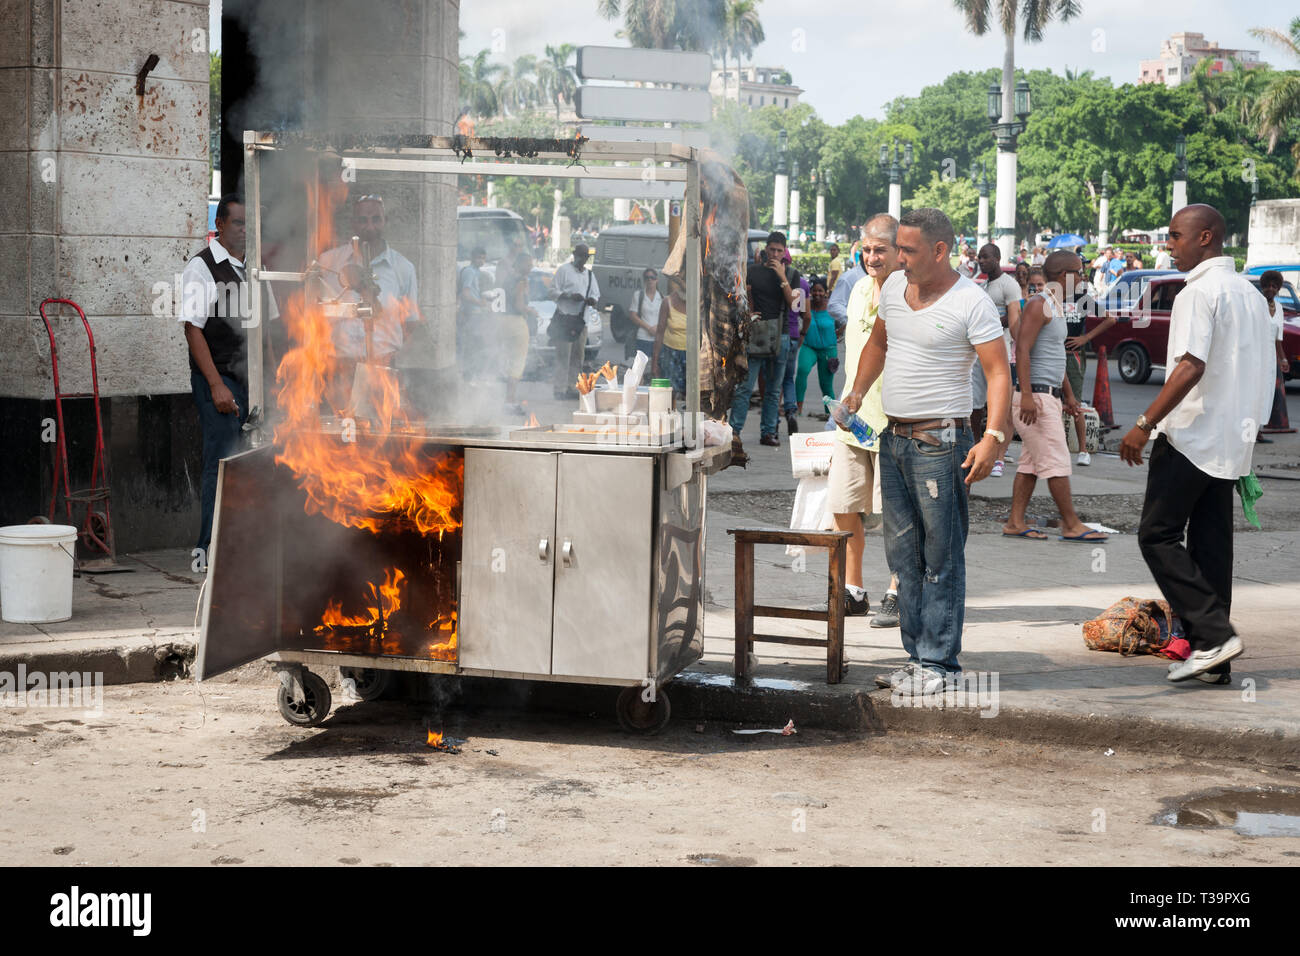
{"left": 828, "top": 441, "right": 881, "bottom": 515}
{"left": 1012, "top": 391, "right": 1072, "bottom": 479}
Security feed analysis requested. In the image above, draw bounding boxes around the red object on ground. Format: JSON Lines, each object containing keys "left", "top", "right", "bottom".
{"left": 1260, "top": 366, "right": 1295, "bottom": 434}
{"left": 39, "top": 297, "right": 119, "bottom": 566}
{"left": 1091, "top": 344, "right": 1116, "bottom": 430}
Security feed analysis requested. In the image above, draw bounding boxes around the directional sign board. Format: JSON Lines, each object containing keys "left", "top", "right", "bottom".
{"left": 576, "top": 177, "right": 685, "bottom": 200}
{"left": 575, "top": 86, "right": 712, "bottom": 124}
{"left": 579, "top": 124, "right": 710, "bottom": 149}
{"left": 576, "top": 46, "right": 712, "bottom": 87}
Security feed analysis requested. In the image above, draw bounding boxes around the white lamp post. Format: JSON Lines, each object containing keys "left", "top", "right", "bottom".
{"left": 988, "top": 78, "right": 1032, "bottom": 260}
{"left": 971, "top": 161, "right": 990, "bottom": 247}
{"left": 1098, "top": 169, "right": 1110, "bottom": 248}
{"left": 814, "top": 168, "right": 826, "bottom": 243}
{"left": 773, "top": 130, "right": 789, "bottom": 232}
{"left": 789, "top": 158, "right": 801, "bottom": 244}
{"left": 879, "top": 138, "right": 913, "bottom": 221}
{"left": 1172, "top": 133, "right": 1188, "bottom": 216}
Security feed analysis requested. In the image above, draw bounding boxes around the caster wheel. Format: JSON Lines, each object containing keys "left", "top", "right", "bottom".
{"left": 339, "top": 666, "right": 393, "bottom": 701}
{"left": 616, "top": 685, "right": 671, "bottom": 735}
{"left": 277, "top": 670, "right": 332, "bottom": 727}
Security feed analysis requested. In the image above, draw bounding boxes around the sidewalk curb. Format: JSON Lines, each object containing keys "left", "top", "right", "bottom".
{"left": 0, "top": 637, "right": 195, "bottom": 685}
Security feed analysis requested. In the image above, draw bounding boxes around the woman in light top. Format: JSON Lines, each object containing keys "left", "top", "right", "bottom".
{"left": 651, "top": 273, "right": 689, "bottom": 403}
{"left": 794, "top": 276, "right": 838, "bottom": 414}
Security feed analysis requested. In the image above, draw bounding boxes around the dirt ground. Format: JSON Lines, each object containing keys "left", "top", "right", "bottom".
{"left": 2, "top": 671, "right": 1297, "bottom": 866}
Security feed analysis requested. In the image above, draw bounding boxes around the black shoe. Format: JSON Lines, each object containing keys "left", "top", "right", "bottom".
{"left": 845, "top": 591, "right": 870, "bottom": 616}
{"left": 1256, "top": 435, "right": 1274, "bottom": 443}
{"left": 760, "top": 434, "right": 780, "bottom": 447}
{"left": 786, "top": 413, "right": 799, "bottom": 434}
{"left": 870, "top": 592, "right": 900, "bottom": 628}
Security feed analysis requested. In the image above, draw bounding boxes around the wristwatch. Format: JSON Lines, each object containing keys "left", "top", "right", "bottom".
{"left": 985, "top": 428, "right": 1006, "bottom": 444}
{"left": 1136, "top": 414, "right": 1155, "bottom": 433}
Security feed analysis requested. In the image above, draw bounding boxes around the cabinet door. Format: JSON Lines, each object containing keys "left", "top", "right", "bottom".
{"left": 551, "top": 454, "right": 653, "bottom": 681}
{"left": 459, "top": 449, "right": 558, "bottom": 675}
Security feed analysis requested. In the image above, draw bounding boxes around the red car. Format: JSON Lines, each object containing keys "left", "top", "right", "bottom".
{"left": 1086, "top": 274, "right": 1300, "bottom": 383}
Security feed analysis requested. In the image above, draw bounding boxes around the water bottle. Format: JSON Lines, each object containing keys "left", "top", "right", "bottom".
{"left": 824, "top": 397, "right": 875, "bottom": 444}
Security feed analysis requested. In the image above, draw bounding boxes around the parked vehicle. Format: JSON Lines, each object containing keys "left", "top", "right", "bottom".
{"left": 457, "top": 207, "right": 531, "bottom": 280}
{"left": 1086, "top": 274, "right": 1300, "bottom": 384}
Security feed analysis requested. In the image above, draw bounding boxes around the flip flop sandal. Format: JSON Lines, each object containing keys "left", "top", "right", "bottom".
{"left": 1002, "top": 528, "right": 1049, "bottom": 539}
{"left": 1060, "top": 530, "right": 1109, "bottom": 542}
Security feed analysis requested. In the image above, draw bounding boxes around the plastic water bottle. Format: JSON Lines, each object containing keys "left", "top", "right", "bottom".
{"left": 824, "top": 397, "right": 875, "bottom": 444}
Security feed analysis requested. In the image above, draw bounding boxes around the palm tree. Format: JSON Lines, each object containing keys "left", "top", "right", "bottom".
{"left": 535, "top": 43, "right": 578, "bottom": 121}
{"left": 495, "top": 54, "right": 539, "bottom": 115}
{"left": 597, "top": 0, "right": 727, "bottom": 52}
{"left": 459, "top": 49, "right": 502, "bottom": 118}
{"left": 1250, "top": 18, "right": 1300, "bottom": 172}
{"left": 953, "top": 0, "right": 1082, "bottom": 127}
{"left": 1218, "top": 58, "right": 1269, "bottom": 127}
{"left": 714, "top": 0, "right": 765, "bottom": 102}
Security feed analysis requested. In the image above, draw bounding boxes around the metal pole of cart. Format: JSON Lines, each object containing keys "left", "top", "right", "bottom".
{"left": 243, "top": 130, "right": 265, "bottom": 447}
{"left": 684, "top": 153, "right": 700, "bottom": 441}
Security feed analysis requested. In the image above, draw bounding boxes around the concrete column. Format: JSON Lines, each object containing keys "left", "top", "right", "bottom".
{"left": 552, "top": 186, "right": 563, "bottom": 252}
{"left": 1098, "top": 196, "right": 1110, "bottom": 248}
{"left": 888, "top": 182, "right": 902, "bottom": 222}
{"left": 977, "top": 195, "right": 990, "bottom": 248}
{"left": 772, "top": 173, "right": 788, "bottom": 232}
{"left": 789, "top": 187, "right": 800, "bottom": 243}
{"left": 612, "top": 161, "right": 629, "bottom": 221}
{"left": 815, "top": 194, "right": 825, "bottom": 243}
{"left": 995, "top": 147, "right": 1017, "bottom": 260}
{"left": 1172, "top": 179, "right": 1188, "bottom": 217}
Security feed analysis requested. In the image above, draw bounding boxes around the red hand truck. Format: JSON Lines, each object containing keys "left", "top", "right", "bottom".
{"left": 38, "top": 298, "right": 130, "bottom": 573}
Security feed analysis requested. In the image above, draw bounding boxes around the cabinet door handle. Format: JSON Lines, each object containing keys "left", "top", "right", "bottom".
{"left": 538, "top": 538, "right": 549, "bottom": 562}
{"left": 561, "top": 539, "right": 574, "bottom": 567}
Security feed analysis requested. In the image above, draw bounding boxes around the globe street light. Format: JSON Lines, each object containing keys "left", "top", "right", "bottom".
{"left": 790, "top": 158, "right": 802, "bottom": 244}
{"left": 1098, "top": 168, "right": 1111, "bottom": 247}
{"left": 773, "top": 129, "right": 789, "bottom": 232}
{"left": 970, "top": 160, "right": 990, "bottom": 247}
{"left": 814, "top": 167, "right": 826, "bottom": 243}
{"left": 1172, "top": 132, "right": 1188, "bottom": 216}
{"left": 879, "top": 138, "right": 913, "bottom": 221}
{"left": 988, "top": 77, "right": 1032, "bottom": 260}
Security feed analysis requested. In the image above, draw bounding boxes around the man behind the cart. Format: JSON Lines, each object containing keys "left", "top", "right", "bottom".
{"left": 179, "top": 193, "right": 277, "bottom": 560}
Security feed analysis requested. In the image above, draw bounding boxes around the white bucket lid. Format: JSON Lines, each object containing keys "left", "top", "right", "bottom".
{"left": 0, "top": 524, "right": 78, "bottom": 544}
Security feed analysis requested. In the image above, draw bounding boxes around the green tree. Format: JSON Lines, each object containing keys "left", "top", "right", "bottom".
{"left": 596, "top": 0, "right": 728, "bottom": 51}
{"left": 495, "top": 55, "right": 539, "bottom": 115}
{"left": 459, "top": 49, "right": 502, "bottom": 118}
{"left": 535, "top": 44, "right": 579, "bottom": 121}
{"left": 1250, "top": 18, "right": 1300, "bottom": 174}
{"left": 713, "top": 0, "right": 765, "bottom": 100}
{"left": 907, "top": 171, "right": 981, "bottom": 236}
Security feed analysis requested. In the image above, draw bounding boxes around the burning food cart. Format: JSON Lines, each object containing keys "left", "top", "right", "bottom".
{"left": 195, "top": 132, "right": 750, "bottom": 732}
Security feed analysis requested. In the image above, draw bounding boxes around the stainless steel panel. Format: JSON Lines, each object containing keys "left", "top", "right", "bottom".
{"left": 551, "top": 454, "right": 654, "bottom": 681}
{"left": 196, "top": 446, "right": 281, "bottom": 680}
{"left": 459, "top": 448, "right": 558, "bottom": 675}
{"left": 654, "top": 470, "right": 707, "bottom": 682}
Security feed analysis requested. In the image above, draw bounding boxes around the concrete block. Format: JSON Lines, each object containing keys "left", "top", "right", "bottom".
{"left": 56, "top": 153, "right": 207, "bottom": 237}
{"left": 29, "top": 150, "right": 56, "bottom": 233}
{"left": 56, "top": 235, "right": 199, "bottom": 323}
{"left": 0, "top": 150, "right": 30, "bottom": 235}
{"left": 60, "top": 0, "right": 210, "bottom": 84}
{"left": 0, "top": 314, "right": 54, "bottom": 399}
{"left": 28, "top": 67, "right": 56, "bottom": 150}
{"left": 30, "top": 0, "right": 55, "bottom": 69}
{"left": 0, "top": 0, "right": 31, "bottom": 68}
{"left": 0, "top": 235, "right": 29, "bottom": 317}
{"left": 89, "top": 311, "right": 192, "bottom": 397}
{"left": 324, "top": 54, "right": 426, "bottom": 127}
{"left": 324, "top": 0, "right": 426, "bottom": 57}
{"left": 0, "top": 68, "right": 28, "bottom": 150}
{"left": 59, "top": 69, "right": 207, "bottom": 161}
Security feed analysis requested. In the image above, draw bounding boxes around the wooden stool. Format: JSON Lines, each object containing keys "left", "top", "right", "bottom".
{"left": 727, "top": 527, "right": 850, "bottom": 685}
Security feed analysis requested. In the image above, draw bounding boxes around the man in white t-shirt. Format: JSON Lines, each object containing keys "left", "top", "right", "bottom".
{"left": 843, "top": 208, "right": 1011, "bottom": 695}
{"left": 1120, "top": 204, "right": 1274, "bottom": 684}
{"left": 970, "top": 243, "right": 1021, "bottom": 473}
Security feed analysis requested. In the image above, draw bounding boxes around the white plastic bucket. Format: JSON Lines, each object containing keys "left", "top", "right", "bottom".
{"left": 0, "top": 525, "right": 78, "bottom": 623}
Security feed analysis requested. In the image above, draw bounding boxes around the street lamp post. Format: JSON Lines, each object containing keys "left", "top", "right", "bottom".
{"left": 814, "top": 167, "right": 826, "bottom": 243}
{"left": 970, "top": 160, "right": 990, "bottom": 247}
{"left": 1098, "top": 169, "right": 1110, "bottom": 247}
{"left": 1171, "top": 132, "right": 1188, "bottom": 216}
{"left": 789, "top": 158, "right": 801, "bottom": 244}
{"left": 773, "top": 130, "right": 789, "bottom": 233}
{"left": 987, "top": 77, "right": 1032, "bottom": 260}
{"left": 878, "top": 138, "right": 913, "bottom": 221}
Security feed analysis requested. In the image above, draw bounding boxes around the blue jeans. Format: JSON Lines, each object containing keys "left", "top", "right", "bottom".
{"left": 878, "top": 423, "right": 975, "bottom": 675}
{"left": 780, "top": 334, "right": 799, "bottom": 415}
{"left": 192, "top": 370, "right": 249, "bottom": 553}
{"left": 729, "top": 333, "right": 791, "bottom": 438}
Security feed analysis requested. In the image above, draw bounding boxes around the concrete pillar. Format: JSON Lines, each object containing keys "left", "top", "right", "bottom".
{"left": 789, "top": 187, "right": 800, "bottom": 244}
{"left": 772, "top": 173, "right": 788, "bottom": 232}
{"left": 1172, "top": 179, "right": 1188, "bottom": 217}
{"left": 995, "top": 147, "right": 1017, "bottom": 260}
{"left": 815, "top": 194, "right": 825, "bottom": 243}
{"left": 552, "top": 186, "right": 564, "bottom": 252}
{"left": 977, "top": 195, "right": 990, "bottom": 248}
{"left": 888, "top": 182, "right": 902, "bottom": 222}
{"left": 1098, "top": 195, "right": 1110, "bottom": 248}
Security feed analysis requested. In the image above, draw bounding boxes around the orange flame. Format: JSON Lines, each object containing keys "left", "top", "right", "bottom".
{"left": 426, "top": 729, "right": 443, "bottom": 747}
{"left": 319, "top": 567, "right": 405, "bottom": 629}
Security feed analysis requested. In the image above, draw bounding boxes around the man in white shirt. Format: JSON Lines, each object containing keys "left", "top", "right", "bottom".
{"left": 843, "top": 208, "right": 1011, "bottom": 695}
{"left": 829, "top": 214, "right": 901, "bottom": 627}
{"left": 970, "top": 243, "right": 1021, "bottom": 474}
{"left": 549, "top": 244, "right": 601, "bottom": 398}
{"left": 178, "top": 193, "right": 278, "bottom": 554}
{"left": 1120, "top": 204, "right": 1274, "bottom": 684}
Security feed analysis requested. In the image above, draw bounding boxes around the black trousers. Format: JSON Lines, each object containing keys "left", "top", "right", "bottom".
{"left": 1138, "top": 435, "right": 1236, "bottom": 666}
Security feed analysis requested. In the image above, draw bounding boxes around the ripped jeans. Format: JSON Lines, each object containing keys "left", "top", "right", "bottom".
{"left": 878, "top": 423, "right": 974, "bottom": 674}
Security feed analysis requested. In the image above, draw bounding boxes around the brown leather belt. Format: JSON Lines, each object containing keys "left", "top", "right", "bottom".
{"left": 887, "top": 417, "right": 970, "bottom": 446}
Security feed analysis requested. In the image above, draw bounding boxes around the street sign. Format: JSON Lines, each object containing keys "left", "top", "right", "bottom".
{"left": 575, "top": 86, "right": 712, "bottom": 124}
{"left": 576, "top": 46, "right": 712, "bottom": 87}
{"left": 576, "top": 178, "right": 686, "bottom": 200}
{"left": 579, "top": 124, "right": 710, "bottom": 149}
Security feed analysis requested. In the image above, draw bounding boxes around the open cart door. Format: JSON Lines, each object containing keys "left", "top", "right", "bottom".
{"left": 195, "top": 445, "right": 282, "bottom": 679}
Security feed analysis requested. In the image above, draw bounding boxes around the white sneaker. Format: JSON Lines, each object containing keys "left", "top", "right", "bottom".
{"left": 893, "top": 666, "right": 953, "bottom": 697}
{"left": 1167, "top": 637, "right": 1244, "bottom": 682}
{"left": 1077, "top": 451, "right": 1092, "bottom": 466}
{"left": 991, "top": 460, "right": 1004, "bottom": 477}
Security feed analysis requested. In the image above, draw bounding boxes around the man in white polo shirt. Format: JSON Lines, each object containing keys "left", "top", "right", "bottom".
{"left": 843, "top": 208, "right": 1011, "bottom": 695}
{"left": 1121, "top": 204, "right": 1274, "bottom": 684}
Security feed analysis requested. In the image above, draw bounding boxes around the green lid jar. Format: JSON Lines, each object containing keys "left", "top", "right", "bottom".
{"left": 650, "top": 378, "right": 672, "bottom": 388}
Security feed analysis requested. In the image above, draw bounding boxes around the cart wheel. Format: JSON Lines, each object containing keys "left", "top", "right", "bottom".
{"left": 277, "top": 670, "right": 332, "bottom": 727}
{"left": 339, "top": 666, "right": 393, "bottom": 701}
{"left": 616, "top": 685, "right": 671, "bottom": 735}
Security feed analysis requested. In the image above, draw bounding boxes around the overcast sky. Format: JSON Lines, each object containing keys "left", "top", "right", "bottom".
{"left": 459, "top": 0, "right": 1298, "bottom": 123}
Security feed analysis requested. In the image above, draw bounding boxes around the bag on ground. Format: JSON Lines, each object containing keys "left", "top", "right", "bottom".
{"left": 1082, "top": 596, "right": 1185, "bottom": 657}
